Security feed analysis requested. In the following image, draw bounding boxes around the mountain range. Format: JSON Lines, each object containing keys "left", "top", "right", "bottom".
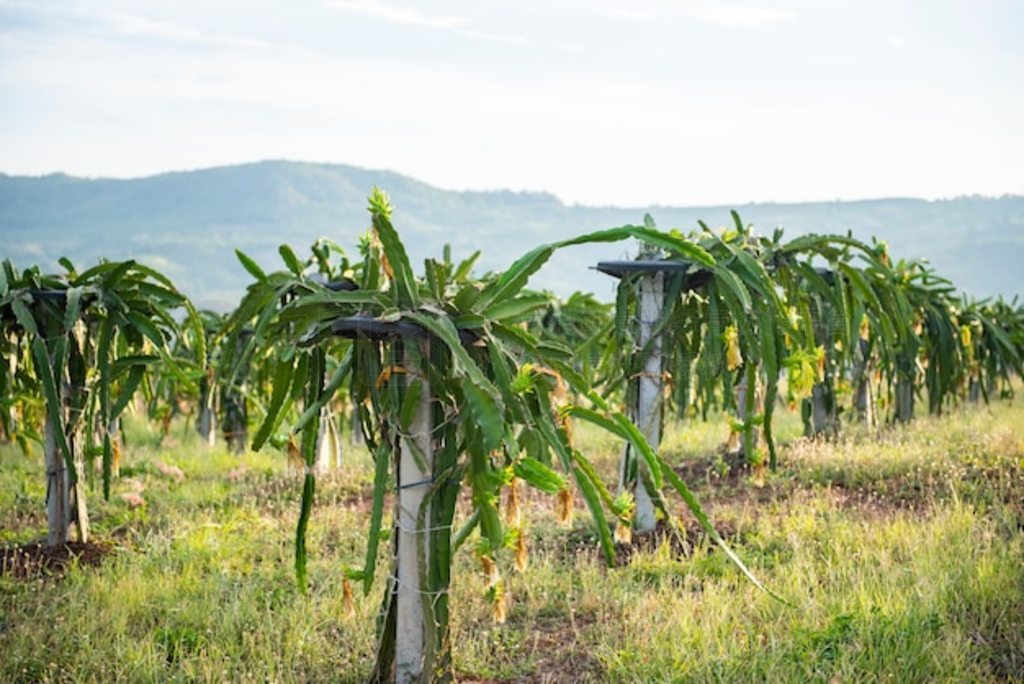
{"left": 1, "top": 160, "right": 1021, "bottom": 310}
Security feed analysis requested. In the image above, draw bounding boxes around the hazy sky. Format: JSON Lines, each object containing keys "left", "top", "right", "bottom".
{"left": 1, "top": 0, "right": 1021, "bottom": 206}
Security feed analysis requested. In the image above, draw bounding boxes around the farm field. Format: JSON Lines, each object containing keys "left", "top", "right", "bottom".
{"left": 3, "top": 3, "right": 1023, "bottom": 682}
{"left": 1, "top": 404, "right": 1021, "bottom": 683}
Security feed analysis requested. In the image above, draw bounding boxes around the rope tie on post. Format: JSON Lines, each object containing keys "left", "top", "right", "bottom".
{"left": 387, "top": 574, "right": 450, "bottom": 597}
{"left": 629, "top": 371, "right": 663, "bottom": 381}
{"left": 397, "top": 477, "right": 434, "bottom": 490}
{"left": 393, "top": 520, "right": 452, "bottom": 534}
{"left": 44, "top": 468, "right": 60, "bottom": 502}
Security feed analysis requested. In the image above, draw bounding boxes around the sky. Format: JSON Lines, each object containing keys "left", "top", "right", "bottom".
{"left": 1, "top": 0, "right": 1022, "bottom": 206}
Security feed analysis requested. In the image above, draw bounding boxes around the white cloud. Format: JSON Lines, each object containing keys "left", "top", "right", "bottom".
{"left": 105, "top": 11, "right": 311, "bottom": 55}
{"left": 599, "top": 7, "right": 655, "bottom": 22}
{"left": 889, "top": 34, "right": 905, "bottom": 48}
{"left": 459, "top": 29, "right": 530, "bottom": 46}
{"left": 324, "top": 0, "right": 531, "bottom": 47}
{"left": 135, "top": 254, "right": 182, "bottom": 275}
{"left": 0, "top": 3, "right": 311, "bottom": 56}
{"left": 323, "top": 0, "right": 470, "bottom": 30}
{"left": 692, "top": 5, "right": 796, "bottom": 27}
{"left": 555, "top": 42, "right": 586, "bottom": 53}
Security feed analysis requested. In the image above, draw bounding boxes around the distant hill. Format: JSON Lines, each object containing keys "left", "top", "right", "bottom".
{"left": 1, "top": 160, "right": 1021, "bottom": 309}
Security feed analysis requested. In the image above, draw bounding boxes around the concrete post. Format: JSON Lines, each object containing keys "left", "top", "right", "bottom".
{"left": 631, "top": 273, "right": 663, "bottom": 534}
{"left": 44, "top": 414, "right": 69, "bottom": 546}
{"left": 44, "top": 380, "right": 88, "bottom": 545}
{"left": 395, "top": 341, "right": 433, "bottom": 683}
{"left": 313, "top": 405, "right": 341, "bottom": 473}
{"left": 968, "top": 377, "right": 981, "bottom": 403}
{"left": 351, "top": 402, "right": 365, "bottom": 446}
{"left": 853, "top": 339, "right": 874, "bottom": 426}
{"left": 895, "top": 380, "right": 914, "bottom": 423}
{"left": 196, "top": 365, "right": 217, "bottom": 446}
{"left": 810, "top": 383, "right": 836, "bottom": 437}
{"left": 735, "top": 368, "right": 761, "bottom": 459}
{"left": 197, "top": 401, "right": 216, "bottom": 446}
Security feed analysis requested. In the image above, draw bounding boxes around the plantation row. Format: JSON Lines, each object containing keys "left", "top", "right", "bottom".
{"left": 2, "top": 189, "right": 1022, "bottom": 682}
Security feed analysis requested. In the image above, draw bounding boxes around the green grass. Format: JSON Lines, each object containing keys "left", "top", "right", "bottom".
{"left": 1, "top": 404, "right": 1022, "bottom": 682}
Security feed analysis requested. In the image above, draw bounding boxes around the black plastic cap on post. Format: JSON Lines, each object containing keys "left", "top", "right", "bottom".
{"left": 28, "top": 289, "right": 71, "bottom": 303}
{"left": 326, "top": 278, "right": 359, "bottom": 292}
{"left": 594, "top": 260, "right": 713, "bottom": 293}
{"left": 303, "top": 274, "right": 359, "bottom": 292}
{"left": 0, "top": 289, "right": 96, "bottom": 324}
{"left": 330, "top": 315, "right": 480, "bottom": 346}
{"left": 331, "top": 315, "right": 426, "bottom": 341}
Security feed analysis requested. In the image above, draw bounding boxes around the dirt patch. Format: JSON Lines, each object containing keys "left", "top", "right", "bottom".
{"left": 329, "top": 487, "right": 381, "bottom": 514}
{"left": 517, "top": 610, "right": 602, "bottom": 683}
{"left": 673, "top": 449, "right": 790, "bottom": 505}
{"left": 674, "top": 448, "right": 754, "bottom": 488}
{"left": 459, "top": 611, "right": 602, "bottom": 684}
{"left": 229, "top": 469, "right": 379, "bottom": 516}
{"left": 818, "top": 482, "right": 924, "bottom": 518}
{"left": 672, "top": 449, "right": 936, "bottom": 519}
{"left": 538, "top": 516, "right": 740, "bottom": 568}
{"left": 612, "top": 517, "right": 740, "bottom": 566}
{"left": 0, "top": 540, "right": 113, "bottom": 580}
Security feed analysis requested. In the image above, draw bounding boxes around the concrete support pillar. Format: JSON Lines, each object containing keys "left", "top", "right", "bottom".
{"left": 395, "top": 341, "right": 433, "bottom": 683}
{"left": 629, "top": 273, "right": 663, "bottom": 534}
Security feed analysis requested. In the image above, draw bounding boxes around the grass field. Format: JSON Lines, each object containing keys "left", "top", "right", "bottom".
{"left": 1, "top": 403, "right": 1022, "bottom": 682}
